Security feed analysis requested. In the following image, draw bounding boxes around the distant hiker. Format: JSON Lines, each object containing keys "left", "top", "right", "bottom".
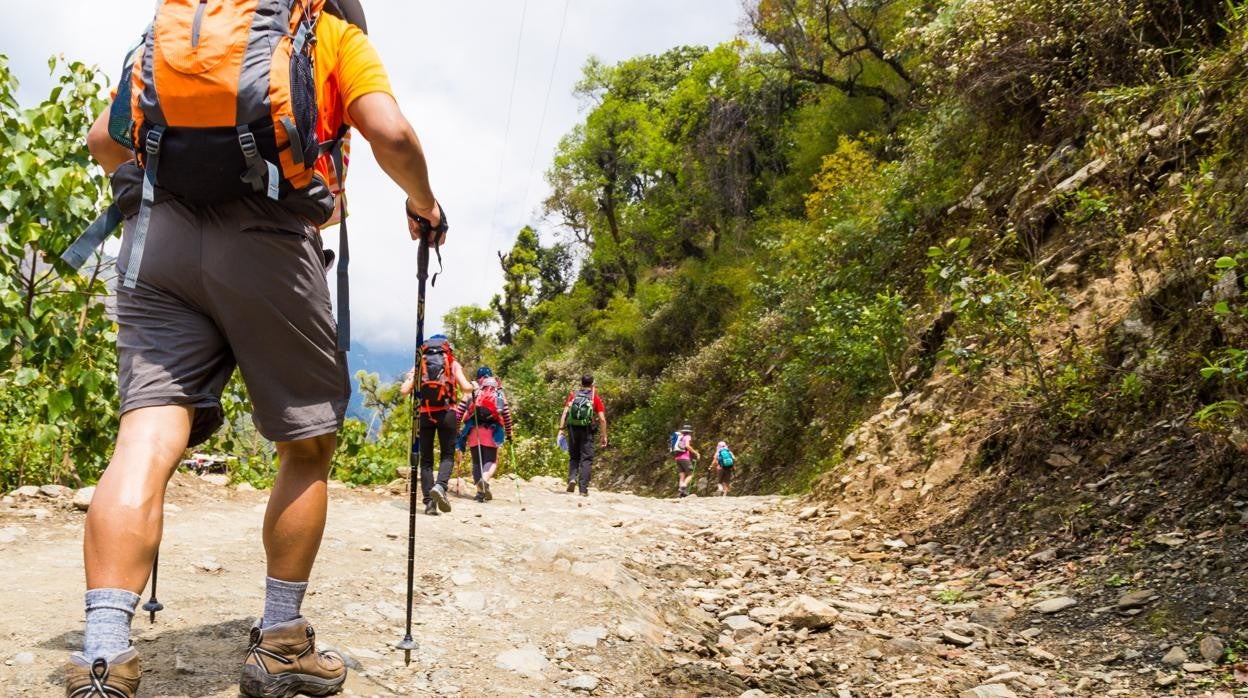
{"left": 454, "top": 367, "right": 515, "bottom": 503}
{"left": 672, "top": 425, "right": 701, "bottom": 497}
{"left": 558, "top": 374, "right": 608, "bottom": 496}
{"left": 401, "top": 334, "right": 476, "bottom": 516}
{"left": 69, "top": 1, "right": 443, "bottom": 695}
{"left": 714, "top": 441, "right": 736, "bottom": 496}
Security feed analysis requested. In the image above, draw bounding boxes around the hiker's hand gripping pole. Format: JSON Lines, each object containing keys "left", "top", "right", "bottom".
{"left": 396, "top": 204, "right": 448, "bottom": 666}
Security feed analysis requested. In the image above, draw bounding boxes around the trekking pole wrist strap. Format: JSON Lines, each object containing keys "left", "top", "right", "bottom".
{"left": 406, "top": 199, "right": 448, "bottom": 236}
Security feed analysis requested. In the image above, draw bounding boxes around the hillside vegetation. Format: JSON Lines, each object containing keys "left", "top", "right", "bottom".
{"left": 3, "top": 0, "right": 1248, "bottom": 509}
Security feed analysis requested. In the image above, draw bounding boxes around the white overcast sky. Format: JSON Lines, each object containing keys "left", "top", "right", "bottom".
{"left": 2, "top": 0, "right": 746, "bottom": 353}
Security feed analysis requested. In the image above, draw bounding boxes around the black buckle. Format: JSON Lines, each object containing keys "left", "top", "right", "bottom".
{"left": 144, "top": 129, "right": 162, "bottom": 156}
{"left": 238, "top": 130, "right": 258, "bottom": 159}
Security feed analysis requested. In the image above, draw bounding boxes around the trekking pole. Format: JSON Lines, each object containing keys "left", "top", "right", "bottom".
{"left": 507, "top": 440, "right": 522, "bottom": 508}
{"left": 397, "top": 207, "right": 445, "bottom": 666}
{"left": 142, "top": 552, "right": 163, "bottom": 624}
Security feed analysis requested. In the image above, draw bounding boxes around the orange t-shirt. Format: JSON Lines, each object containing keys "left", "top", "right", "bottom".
{"left": 312, "top": 13, "right": 393, "bottom": 222}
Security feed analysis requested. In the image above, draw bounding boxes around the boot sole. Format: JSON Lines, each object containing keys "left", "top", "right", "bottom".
{"left": 431, "top": 487, "right": 452, "bottom": 513}
{"left": 240, "top": 664, "right": 345, "bottom": 698}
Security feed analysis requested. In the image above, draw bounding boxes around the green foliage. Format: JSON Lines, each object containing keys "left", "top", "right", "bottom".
{"left": 442, "top": 305, "right": 496, "bottom": 370}
{"left": 926, "top": 238, "right": 1061, "bottom": 403}
{"left": 492, "top": 226, "right": 542, "bottom": 345}
{"left": 0, "top": 57, "right": 117, "bottom": 490}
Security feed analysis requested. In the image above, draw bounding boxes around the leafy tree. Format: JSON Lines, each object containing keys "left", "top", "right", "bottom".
{"left": 0, "top": 57, "right": 118, "bottom": 489}
{"left": 748, "top": 0, "right": 917, "bottom": 112}
{"left": 491, "top": 226, "right": 541, "bottom": 344}
{"left": 442, "top": 304, "right": 495, "bottom": 370}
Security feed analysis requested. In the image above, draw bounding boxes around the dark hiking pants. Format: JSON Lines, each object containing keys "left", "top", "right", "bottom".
{"left": 419, "top": 410, "right": 458, "bottom": 504}
{"left": 567, "top": 426, "right": 595, "bottom": 494}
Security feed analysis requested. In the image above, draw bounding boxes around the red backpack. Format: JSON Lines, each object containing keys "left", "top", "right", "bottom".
{"left": 469, "top": 384, "right": 503, "bottom": 425}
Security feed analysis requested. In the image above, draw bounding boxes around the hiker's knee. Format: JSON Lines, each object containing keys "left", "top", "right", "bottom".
{"left": 113, "top": 405, "right": 193, "bottom": 471}
{"left": 276, "top": 433, "right": 336, "bottom": 470}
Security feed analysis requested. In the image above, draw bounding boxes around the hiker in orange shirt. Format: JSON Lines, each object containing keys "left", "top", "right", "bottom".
{"left": 67, "top": 3, "right": 443, "bottom": 696}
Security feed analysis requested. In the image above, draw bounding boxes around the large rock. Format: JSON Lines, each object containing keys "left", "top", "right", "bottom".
{"left": 1029, "top": 597, "right": 1076, "bottom": 614}
{"left": 722, "top": 615, "right": 763, "bottom": 641}
{"left": 10, "top": 485, "right": 39, "bottom": 499}
{"left": 0, "top": 526, "right": 27, "bottom": 544}
{"left": 1161, "top": 646, "right": 1187, "bottom": 666}
{"left": 960, "top": 685, "right": 1018, "bottom": 698}
{"left": 39, "top": 484, "right": 69, "bottom": 498}
{"left": 780, "top": 596, "right": 840, "bottom": 630}
{"left": 523, "top": 541, "right": 576, "bottom": 569}
{"left": 568, "top": 626, "right": 609, "bottom": 648}
{"left": 1115, "top": 590, "right": 1157, "bottom": 612}
{"left": 969, "top": 605, "right": 1016, "bottom": 627}
{"left": 559, "top": 674, "right": 600, "bottom": 693}
{"left": 1199, "top": 635, "right": 1225, "bottom": 664}
{"left": 748, "top": 606, "right": 783, "bottom": 626}
{"left": 495, "top": 646, "right": 548, "bottom": 677}
{"left": 829, "top": 599, "right": 881, "bottom": 616}
{"left": 453, "top": 591, "right": 485, "bottom": 612}
{"left": 73, "top": 487, "right": 95, "bottom": 511}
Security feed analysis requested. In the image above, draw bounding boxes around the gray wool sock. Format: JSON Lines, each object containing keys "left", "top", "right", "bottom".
{"left": 83, "top": 588, "right": 140, "bottom": 661}
{"left": 261, "top": 577, "right": 308, "bottom": 628}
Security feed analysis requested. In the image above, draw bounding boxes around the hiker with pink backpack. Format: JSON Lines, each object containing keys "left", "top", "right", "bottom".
{"left": 454, "top": 367, "right": 515, "bottom": 503}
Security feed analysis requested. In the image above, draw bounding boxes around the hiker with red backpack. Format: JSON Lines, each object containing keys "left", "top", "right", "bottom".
{"left": 400, "top": 334, "right": 476, "bottom": 516}
{"left": 558, "top": 374, "right": 608, "bottom": 496}
{"left": 454, "top": 367, "right": 514, "bottom": 503}
{"left": 65, "top": 1, "right": 445, "bottom": 696}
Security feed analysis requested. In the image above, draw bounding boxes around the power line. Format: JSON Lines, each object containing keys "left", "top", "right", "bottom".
{"left": 487, "top": 0, "right": 531, "bottom": 242}
{"left": 521, "top": 0, "right": 572, "bottom": 218}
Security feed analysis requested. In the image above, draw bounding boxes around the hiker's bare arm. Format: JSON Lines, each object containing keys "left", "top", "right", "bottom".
{"left": 597, "top": 412, "right": 608, "bottom": 445}
{"left": 399, "top": 368, "right": 415, "bottom": 397}
{"left": 347, "top": 93, "right": 443, "bottom": 241}
{"left": 87, "top": 104, "right": 131, "bottom": 175}
{"left": 558, "top": 407, "right": 569, "bottom": 432}
{"left": 454, "top": 363, "right": 475, "bottom": 393}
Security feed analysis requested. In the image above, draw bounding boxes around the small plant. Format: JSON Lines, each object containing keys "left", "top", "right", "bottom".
{"left": 937, "top": 589, "right": 965, "bottom": 604}
{"left": 1105, "top": 573, "right": 1129, "bottom": 588}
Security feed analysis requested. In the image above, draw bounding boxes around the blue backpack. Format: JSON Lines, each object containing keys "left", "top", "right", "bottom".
{"left": 718, "top": 448, "right": 735, "bottom": 467}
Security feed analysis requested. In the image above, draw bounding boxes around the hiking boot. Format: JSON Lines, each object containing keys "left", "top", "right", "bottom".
{"left": 566, "top": 480, "right": 576, "bottom": 493}
{"left": 424, "top": 501, "right": 439, "bottom": 516}
{"left": 240, "top": 617, "right": 346, "bottom": 698}
{"left": 65, "top": 647, "right": 141, "bottom": 697}
{"left": 430, "top": 484, "right": 451, "bottom": 513}
{"left": 473, "top": 492, "right": 485, "bottom": 503}
{"left": 482, "top": 481, "right": 492, "bottom": 502}
{"left": 579, "top": 491, "right": 589, "bottom": 498}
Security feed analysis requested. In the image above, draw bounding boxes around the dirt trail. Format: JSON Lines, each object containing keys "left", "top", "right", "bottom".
{"left": 0, "top": 474, "right": 770, "bottom": 697}
{"left": 0, "top": 473, "right": 1237, "bottom": 697}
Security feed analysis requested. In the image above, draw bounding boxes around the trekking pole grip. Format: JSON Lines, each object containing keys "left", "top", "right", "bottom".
{"left": 407, "top": 201, "right": 449, "bottom": 244}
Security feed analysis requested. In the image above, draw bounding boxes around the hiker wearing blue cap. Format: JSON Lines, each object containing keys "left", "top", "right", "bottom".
{"left": 401, "top": 333, "right": 475, "bottom": 515}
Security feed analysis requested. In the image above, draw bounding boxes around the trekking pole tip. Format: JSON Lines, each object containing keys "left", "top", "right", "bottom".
{"left": 396, "top": 634, "right": 418, "bottom": 665}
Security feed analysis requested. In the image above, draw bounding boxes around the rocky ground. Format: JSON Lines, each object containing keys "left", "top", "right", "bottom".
{"left": 0, "top": 472, "right": 1244, "bottom": 697}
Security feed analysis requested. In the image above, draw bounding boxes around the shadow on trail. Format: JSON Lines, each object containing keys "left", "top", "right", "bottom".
{"left": 41, "top": 618, "right": 250, "bottom": 696}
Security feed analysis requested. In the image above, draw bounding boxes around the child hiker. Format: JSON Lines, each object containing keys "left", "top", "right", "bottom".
{"left": 455, "top": 367, "right": 514, "bottom": 503}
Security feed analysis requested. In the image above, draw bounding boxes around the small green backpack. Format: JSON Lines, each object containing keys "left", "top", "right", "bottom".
{"left": 567, "top": 389, "right": 595, "bottom": 427}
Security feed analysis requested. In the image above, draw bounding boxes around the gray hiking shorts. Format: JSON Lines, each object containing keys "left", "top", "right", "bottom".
{"left": 112, "top": 163, "right": 349, "bottom": 447}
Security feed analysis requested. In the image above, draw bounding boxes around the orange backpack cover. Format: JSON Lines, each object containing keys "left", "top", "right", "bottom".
{"left": 128, "top": 0, "right": 329, "bottom": 204}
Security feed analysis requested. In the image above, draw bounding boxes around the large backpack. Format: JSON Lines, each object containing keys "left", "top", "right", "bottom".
{"left": 62, "top": 0, "right": 370, "bottom": 350}
{"left": 717, "top": 448, "right": 735, "bottom": 467}
{"left": 669, "top": 432, "right": 687, "bottom": 457}
{"left": 470, "top": 383, "right": 503, "bottom": 425}
{"left": 567, "top": 389, "right": 595, "bottom": 428}
{"left": 418, "top": 337, "right": 457, "bottom": 413}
